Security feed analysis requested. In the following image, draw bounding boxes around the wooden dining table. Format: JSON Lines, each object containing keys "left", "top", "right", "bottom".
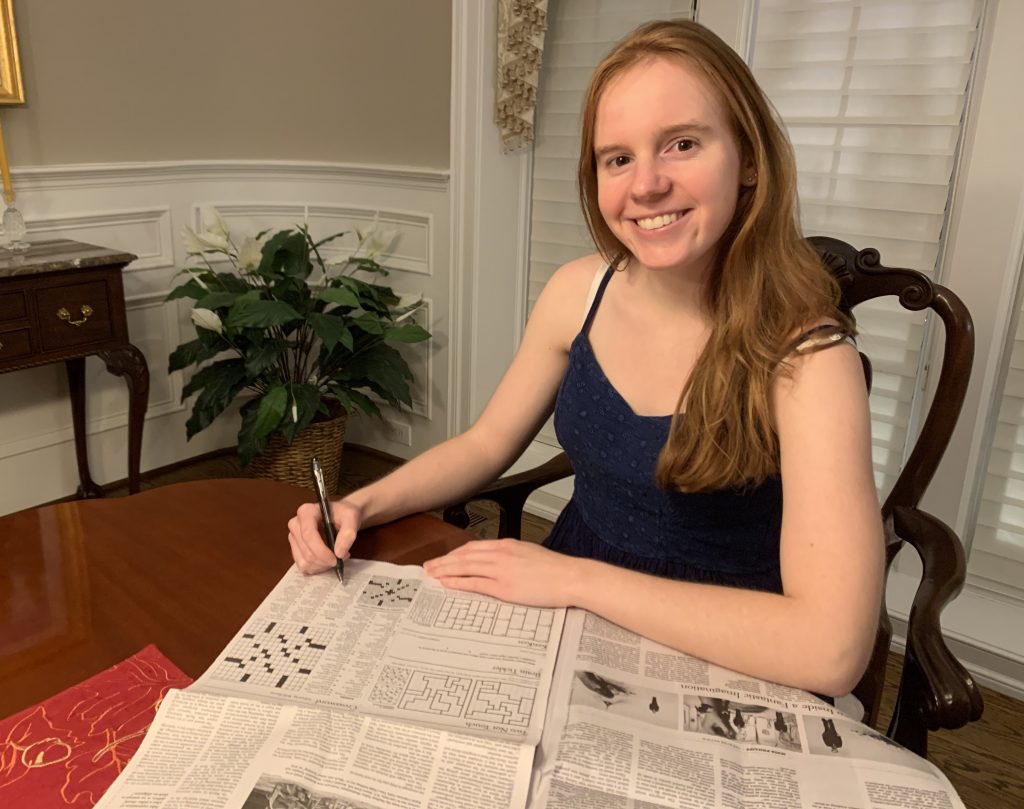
{"left": 0, "top": 478, "right": 474, "bottom": 719}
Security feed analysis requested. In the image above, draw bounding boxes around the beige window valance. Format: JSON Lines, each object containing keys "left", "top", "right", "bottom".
{"left": 495, "top": 0, "right": 549, "bottom": 154}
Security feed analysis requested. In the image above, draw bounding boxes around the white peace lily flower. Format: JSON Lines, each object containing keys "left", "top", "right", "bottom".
{"left": 237, "top": 236, "right": 265, "bottom": 272}
{"left": 181, "top": 227, "right": 206, "bottom": 256}
{"left": 201, "top": 206, "right": 231, "bottom": 240}
{"left": 190, "top": 308, "right": 223, "bottom": 335}
{"left": 359, "top": 225, "right": 397, "bottom": 260}
{"left": 353, "top": 213, "right": 397, "bottom": 259}
{"left": 194, "top": 229, "right": 230, "bottom": 252}
{"left": 291, "top": 402, "right": 299, "bottom": 423}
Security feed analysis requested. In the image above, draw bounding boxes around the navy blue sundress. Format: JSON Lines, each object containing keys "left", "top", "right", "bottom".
{"left": 542, "top": 267, "right": 784, "bottom": 593}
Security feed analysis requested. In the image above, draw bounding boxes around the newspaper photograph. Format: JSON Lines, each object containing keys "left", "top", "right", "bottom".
{"left": 529, "top": 609, "right": 967, "bottom": 809}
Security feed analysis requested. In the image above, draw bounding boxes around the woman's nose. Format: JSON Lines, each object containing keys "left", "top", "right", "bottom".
{"left": 631, "top": 157, "right": 670, "bottom": 199}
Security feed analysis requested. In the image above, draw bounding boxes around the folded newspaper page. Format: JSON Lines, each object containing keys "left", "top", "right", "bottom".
{"left": 528, "top": 609, "right": 967, "bottom": 809}
{"left": 95, "top": 559, "right": 566, "bottom": 809}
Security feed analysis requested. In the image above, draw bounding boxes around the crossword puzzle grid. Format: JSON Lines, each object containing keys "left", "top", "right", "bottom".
{"left": 210, "top": 620, "right": 332, "bottom": 690}
{"left": 433, "top": 597, "right": 554, "bottom": 642}
{"left": 359, "top": 576, "right": 420, "bottom": 608}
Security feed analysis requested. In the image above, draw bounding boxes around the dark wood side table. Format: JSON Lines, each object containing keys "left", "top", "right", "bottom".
{"left": 0, "top": 239, "right": 149, "bottom": 496}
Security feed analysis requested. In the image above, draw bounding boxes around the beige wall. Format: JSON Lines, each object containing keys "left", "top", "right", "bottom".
{"left": 2, "top": 0, "right": 451, "bottom": 167}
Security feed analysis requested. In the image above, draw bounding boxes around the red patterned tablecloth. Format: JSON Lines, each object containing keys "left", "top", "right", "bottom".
{"left": 0, "top": 645, "right": 192, "bottom": 807}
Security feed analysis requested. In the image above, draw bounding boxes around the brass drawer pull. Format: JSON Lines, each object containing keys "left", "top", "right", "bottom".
{"left": 56, "top": 304, "right": 94, "bottom": 326}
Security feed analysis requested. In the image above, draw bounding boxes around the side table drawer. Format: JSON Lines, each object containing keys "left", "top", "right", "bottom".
{"left": 0, "top": 328, "right": 32, "bottom": 363}
{"left": 0, "top": 291, "right": 27, "bottom": 323}
{"left": 35, "top": 281, "right": 114, "bottom": 351}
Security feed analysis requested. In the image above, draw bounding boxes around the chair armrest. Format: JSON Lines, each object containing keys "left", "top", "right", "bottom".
{"left": 887, "top": 506, "right": 984, "bottom": 752}
{"left": 442, "top": 452, "right": 574, "bottom": 538}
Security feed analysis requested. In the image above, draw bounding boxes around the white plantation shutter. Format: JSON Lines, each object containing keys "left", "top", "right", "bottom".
{"left": 751, "top": 0, "right": 983, "bottom": 496}
{"left": 528, "top": 0, "right": 695, "bottom": 445}
{"left": 970, "top": 302, "right": 1024, "bottom": 590}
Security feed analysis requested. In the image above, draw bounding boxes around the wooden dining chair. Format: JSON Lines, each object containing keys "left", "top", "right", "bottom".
{"left": 443, "top": 236, "right": 984, "bottom": 757}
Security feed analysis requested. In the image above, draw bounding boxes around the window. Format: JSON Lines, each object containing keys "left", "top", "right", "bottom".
{"left": 751, "top": 0, "right": 984, "bottom": 497}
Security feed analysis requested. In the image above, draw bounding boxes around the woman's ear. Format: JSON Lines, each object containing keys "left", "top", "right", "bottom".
{"left": 741, "top": 161, "right": 758, "bottom": 187}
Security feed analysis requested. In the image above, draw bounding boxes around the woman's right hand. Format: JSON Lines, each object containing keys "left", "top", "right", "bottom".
{"left": 287, "top": 499, "right": 363, "bottom": 574}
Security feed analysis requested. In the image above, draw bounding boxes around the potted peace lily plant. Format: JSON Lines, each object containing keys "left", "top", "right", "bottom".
{"left": 167, "top": 209, "right": 429, "bottom": 487}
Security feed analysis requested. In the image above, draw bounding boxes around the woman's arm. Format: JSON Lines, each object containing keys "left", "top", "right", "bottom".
{"left": 425, "top": 341, "right": 884, "bottom": 697}
{"left": 287, "top": 256, "right": 601, "bottom": 573}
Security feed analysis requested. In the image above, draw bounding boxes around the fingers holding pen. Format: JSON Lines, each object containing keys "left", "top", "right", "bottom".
{"left": 288, "top": 502, "right": 348, "bottom": 574}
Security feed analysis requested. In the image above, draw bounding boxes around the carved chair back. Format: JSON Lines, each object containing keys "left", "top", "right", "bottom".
{"left": 809, "top": 236, "right": 977, "bottom": 739}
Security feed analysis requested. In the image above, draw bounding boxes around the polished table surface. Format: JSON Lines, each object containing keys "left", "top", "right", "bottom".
{"left": 0, "top": 478, "right": 474, "bottom": 719}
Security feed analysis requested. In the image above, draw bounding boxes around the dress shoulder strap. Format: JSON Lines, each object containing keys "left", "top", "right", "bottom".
{"left": 580, "top": 266, "right": 616, "bottom": 335}
{"left": 786, "top": 323, "right": 857, "bottom": 356}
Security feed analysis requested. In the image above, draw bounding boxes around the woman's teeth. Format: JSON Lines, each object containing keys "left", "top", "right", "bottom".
{"left": 636, "top": 211, "right": 682, "bottom": 231}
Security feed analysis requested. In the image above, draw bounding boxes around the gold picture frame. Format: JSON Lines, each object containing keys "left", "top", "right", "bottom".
{"left": 0, "top": 0, "right": 23, "bottom": 104}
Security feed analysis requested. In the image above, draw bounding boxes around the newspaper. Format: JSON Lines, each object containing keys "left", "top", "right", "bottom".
{"left": 95, "top": 559, "right": 565, "bottom": 809}
{"left": 529, "top": 609, "right": 967, "bottom": 809}
{"left": 95, "top": 560, "right": 967, "bottom": 809}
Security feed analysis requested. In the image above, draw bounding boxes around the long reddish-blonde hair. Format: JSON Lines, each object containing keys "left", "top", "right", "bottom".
{"left": 578, "top": 20, "right": 850, "bottom": 491}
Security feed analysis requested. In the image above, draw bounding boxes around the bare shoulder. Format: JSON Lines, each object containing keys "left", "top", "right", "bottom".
{"left": 526, "top": 253, "right": 606, "bottom": 348}
{"left": 773, "top": 333, "right": 865, "bottom": 409}
{"left": 539, "top": 253, "right": 606, "bottom": 302}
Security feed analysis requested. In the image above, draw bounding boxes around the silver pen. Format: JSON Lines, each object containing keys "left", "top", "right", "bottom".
{"left": 311, "top": 457, "right": 344, "bottom": 583}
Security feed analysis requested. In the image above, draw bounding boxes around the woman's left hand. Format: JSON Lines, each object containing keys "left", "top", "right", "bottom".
{"left": 423, "top": 539, "right": 581, "bottom": 607}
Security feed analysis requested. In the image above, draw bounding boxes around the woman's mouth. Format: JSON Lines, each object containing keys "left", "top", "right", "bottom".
{"left": 634, "top": 210, "right": 688, "bottom": 231}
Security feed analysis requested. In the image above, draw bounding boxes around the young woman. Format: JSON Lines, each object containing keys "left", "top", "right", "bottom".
{"left": 287, "top": 20, "right": 883, "bottom": 698}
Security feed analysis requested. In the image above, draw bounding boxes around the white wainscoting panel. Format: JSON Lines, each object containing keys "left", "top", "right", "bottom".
{"left": 0, "top": 161, "right": 450, "bottom": 516}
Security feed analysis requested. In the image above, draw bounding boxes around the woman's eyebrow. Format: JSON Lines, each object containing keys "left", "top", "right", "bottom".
{"left": 594, "top": 122, "right": 714, "bottom": 160}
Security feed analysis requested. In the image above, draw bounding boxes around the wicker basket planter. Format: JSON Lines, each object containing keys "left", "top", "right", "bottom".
{"left": 247, "top": 401, "right": 348, "bottom": 494}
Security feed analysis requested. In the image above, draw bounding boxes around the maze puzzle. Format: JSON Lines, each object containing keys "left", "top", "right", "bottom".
{"left": 359, "top": 576, "right": 420, "bottom": 608}
{"left": 396, "top": 672, "right": 536, "bottom": 728}
{"left": 400, "top": 673, "right": 472, "bottom": 717}
{"left": 433, "top": 597, "right": 554, "bottom": 642}
{"left": 210, "top": 619, "right": 332, "bottom": 690}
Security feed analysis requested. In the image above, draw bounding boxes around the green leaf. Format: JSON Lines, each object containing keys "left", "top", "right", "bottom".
{"left": 281, "top": 384, "right": 322, "bottom": 443}
{"left": 252, "top": 385, "right": 288, "bottom": 438}
{"left": 344, "top": 388, "right": 381, "bottom": 419}
{"left": 346, "top": 344, "right": 414, "bottom": 407}
{"left": 313, "top": 230, "right": 350, "bottom": 249}
{"left": 196, "top": 290, "right": 242, "bottom": 310}
{"left": 166, "top": 280, "right": 208, "bottom": 301}
{"left": 317, "top": 287, "right": 360, "bottom": 308}
{"left": 237, "top": 403, "right": 270, "bottom": 466}
{"left": 213, "top": 272, "right": 252, "bottom": 293}
{"left": 168, "top": 338, "right": 222, "bottom": 373}
{"left": 226, "top": 297, "right": 302, "bottom": 330}
{"left": 244, "top": 338, "right": 290, "bottom": 377}
{"left": 308, "top": 312, "right": 351, "bottom": 353}
{"left": 262, "top": 230, "right": 312, "bottom": 281}
{"left": 183, "top": 360, "right": 249, "bottom": 438}
{"left": 326, "top": 385, "right": 354, "bottom": 414}
{"left": 352, "top": 312, "right": 385, "bottom": 335}
{"left": 384, "top": 323, "right": 430, "bottom": 343}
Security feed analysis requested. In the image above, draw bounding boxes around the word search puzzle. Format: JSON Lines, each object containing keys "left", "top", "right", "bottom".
{"left": 209, "top": 619, "right": 332, "bottom": 690}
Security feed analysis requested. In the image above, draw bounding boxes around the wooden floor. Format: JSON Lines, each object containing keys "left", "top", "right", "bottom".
{"left": 106, "top": 445, "right": 1024, "bottom": 809}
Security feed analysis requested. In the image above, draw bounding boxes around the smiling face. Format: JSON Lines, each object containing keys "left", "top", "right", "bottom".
{"left": 593, "top": 57, "right": 750, "bottom": 279}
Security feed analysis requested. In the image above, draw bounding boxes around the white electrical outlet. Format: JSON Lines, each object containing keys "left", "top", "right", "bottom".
{"left": 383, "top": 418, "right": 412, "bottom": 446}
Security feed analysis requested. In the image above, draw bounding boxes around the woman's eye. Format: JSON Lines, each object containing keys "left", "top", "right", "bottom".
{"left": 610, "top": 155, "right": 631, "bottom": 168}
{"left": 674, "top": 138, "right": 696, "bottom": 153}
